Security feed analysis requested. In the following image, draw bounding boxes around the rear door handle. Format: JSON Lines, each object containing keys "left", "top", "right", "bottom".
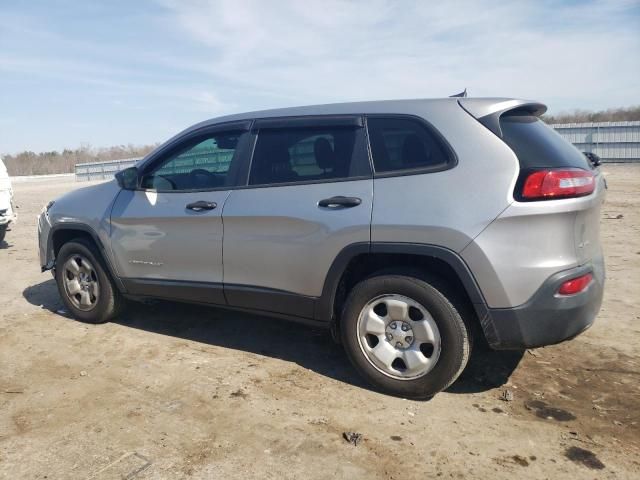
{"left": 318, "top": 196, "right": 362, "bottom": 208}
{"left": 186, "top": 200, "right": 217, "bottom": 211}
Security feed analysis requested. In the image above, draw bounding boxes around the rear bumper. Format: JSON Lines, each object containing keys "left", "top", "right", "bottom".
{"left": 485, "top": 259, "right": 605, "bottom": 349}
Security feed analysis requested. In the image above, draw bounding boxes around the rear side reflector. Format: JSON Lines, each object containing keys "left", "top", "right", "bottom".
{"left": 521, "top": 168, "right": 595, "bottom": 200}
{"left": 557, "top": 273, "right": 593, "bottom": 295}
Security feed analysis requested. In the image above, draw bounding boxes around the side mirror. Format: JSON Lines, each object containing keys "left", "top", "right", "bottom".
{"left": 115, "top": 166, "right": 139, "bottom": 190}
{"left": 583, "top": 152, "right": 601, "bottom": 168}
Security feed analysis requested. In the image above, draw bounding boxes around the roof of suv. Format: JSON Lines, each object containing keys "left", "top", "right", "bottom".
{"left": 160, "top": 97, "right": 546, "bottom": 149}
{"left": 186, "top": 97, "right": 541, "bottom": 129}
{"left": 208, "top": 97, "right": 461, "bottom": 124}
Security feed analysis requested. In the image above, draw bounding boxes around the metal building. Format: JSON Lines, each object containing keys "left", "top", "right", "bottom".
{"left": 551, "top": 121, "right": 640, "bottom": 163}
{"left": 75, "top": 157, "right": 140, "bottom": 181}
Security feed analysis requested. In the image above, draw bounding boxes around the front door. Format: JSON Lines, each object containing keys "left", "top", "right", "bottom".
{"left": 110, "top": 126, "right": 252, "bottom": 304}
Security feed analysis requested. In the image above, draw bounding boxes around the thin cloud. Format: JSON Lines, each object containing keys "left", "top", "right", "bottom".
{"left": 0, "top": 0, "right": 638, "bottom": 153}
{"left": 157, "top": 0, "right": 640, "bottom": 107}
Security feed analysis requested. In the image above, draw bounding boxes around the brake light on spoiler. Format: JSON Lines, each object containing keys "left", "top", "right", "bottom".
{"left": 521, "top": 168, "right": 595, "bottom": 200}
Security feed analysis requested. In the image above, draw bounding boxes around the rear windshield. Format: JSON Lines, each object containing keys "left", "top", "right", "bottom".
{"left": 500, "top": 113, "right": 591, "bottom": 170}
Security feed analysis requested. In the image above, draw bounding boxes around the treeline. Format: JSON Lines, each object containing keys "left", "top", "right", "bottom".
{"left": 543, "top": 105, "right": 640, "bottom": 124}
{"left": 2, "top": 144, "right": 157, "bottom": 176}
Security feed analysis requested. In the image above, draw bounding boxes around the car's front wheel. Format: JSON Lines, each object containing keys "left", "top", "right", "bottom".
{"left": 55, "top": 239, "right": 122, "bottom": 323}
{"left": 341, "top": 273, "right": 471, "bottom": 399}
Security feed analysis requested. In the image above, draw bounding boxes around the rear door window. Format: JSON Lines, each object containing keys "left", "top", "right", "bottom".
{"left": 367, "top": 117, "right": 453, "bottom": 174}
{"left": 500, "top": 113, "right": 592, "bottom": 170}
{"left": 249, "top": 125, "right": 370, "bottom": 186}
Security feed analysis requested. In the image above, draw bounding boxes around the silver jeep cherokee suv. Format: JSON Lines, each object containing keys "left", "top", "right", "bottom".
{"left": 38, "top": 98, "right": 605, "bottom": 399}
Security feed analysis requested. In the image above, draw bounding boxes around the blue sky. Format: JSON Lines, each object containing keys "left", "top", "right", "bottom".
{"left": 1, "top": 0, "right": 639, "bottom": 154}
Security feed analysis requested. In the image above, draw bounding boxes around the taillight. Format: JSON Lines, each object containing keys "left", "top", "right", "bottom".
{"left": 557, "top": 273, "right": 593, "bottom": 296}
{"left": 520, "top": 168, "right": 595, "bottom": 200}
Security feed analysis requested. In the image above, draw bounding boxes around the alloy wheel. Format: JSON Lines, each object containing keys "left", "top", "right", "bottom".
{"left": 62, "top": 254, "right": 100, "bottom": 311}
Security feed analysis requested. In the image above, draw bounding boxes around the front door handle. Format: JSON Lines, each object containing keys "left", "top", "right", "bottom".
{"left": 186, "top": 200, "right": 217, "bottom": 211}
{"left": 318, "top": 196, "right": 362, "bottom": 208}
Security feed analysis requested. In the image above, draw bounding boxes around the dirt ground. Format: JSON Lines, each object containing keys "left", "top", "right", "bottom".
{"left": 1, "top": 166, "right": 638, "bottom": 479}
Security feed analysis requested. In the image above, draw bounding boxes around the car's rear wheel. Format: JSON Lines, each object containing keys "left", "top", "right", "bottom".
{"left": 0, "top": 225, "right": 7, "bottom": 243}
{"left": 55, "top": 239, "right": 122, "bottom": 323}
{"left": 341, "top": 273, "right": 471, "bottom": 399}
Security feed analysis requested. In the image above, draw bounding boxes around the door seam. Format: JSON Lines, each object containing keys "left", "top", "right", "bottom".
{"left": 220, "top": 189, "right": 233, "bottom": 304}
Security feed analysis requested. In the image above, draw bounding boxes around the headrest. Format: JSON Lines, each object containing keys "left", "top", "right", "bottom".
{"left": 314, "top": 137, "right": 335, "bottom": 170}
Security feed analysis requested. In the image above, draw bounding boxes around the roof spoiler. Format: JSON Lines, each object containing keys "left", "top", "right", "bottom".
{"left": 458, "top": 98, "right": 547, "bottom": 138}
{"left": 449, "top": 88, "right": 467, "bottom": 98}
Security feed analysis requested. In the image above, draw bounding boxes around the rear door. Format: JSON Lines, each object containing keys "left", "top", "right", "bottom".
{"left": 222, "top": 116, "right": 373, "bottom": 319}
{"left": 110, "top": 122, "right": 252, "bottom": 304}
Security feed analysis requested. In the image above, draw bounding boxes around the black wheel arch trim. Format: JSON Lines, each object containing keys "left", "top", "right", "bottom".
{"left": 315, "top": 242, "right": 491, "bottom": 332}
{"left": 46, "top": 223, "right": 127, "bottom": 293}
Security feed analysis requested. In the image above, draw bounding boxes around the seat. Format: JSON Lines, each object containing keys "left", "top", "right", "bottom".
{"left": 266, "top": 143, "right": 298, "bottom": 183}
{"left": 314, "top": 137, "right": 335, "bottom": 175}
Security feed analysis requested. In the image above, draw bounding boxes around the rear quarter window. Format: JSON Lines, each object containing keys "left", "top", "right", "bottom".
{"left": 366, "top": 117, "right": 454, "bottom": 175}
{"left": 500, "top": 113, "right": 592, "bottom": 170}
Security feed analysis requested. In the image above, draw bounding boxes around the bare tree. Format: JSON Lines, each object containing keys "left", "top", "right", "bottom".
{"left": 543, "top": 106, "right": 640, "bottom": 124}
{"left": 2, "top": 144, "right": 158, "bottom": 176}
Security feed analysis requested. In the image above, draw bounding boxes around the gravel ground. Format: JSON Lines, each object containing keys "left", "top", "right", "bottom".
{"left": 1, "top": 165, "right": 638, "bottom": 479}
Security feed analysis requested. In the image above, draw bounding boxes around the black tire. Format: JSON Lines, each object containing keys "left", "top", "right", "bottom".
{"left": 0, "top": 225, "right": 6, "bottom": 243}
{"left": 55, "top": 239, "right": 122, "bottom": 323}
{"left": 340, "top": 273, "right": 471, "bottom": 399}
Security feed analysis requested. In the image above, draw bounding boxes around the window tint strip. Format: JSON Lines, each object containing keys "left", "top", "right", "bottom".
{"left": 254, "top": 115, "right": 363, "bottom": 130}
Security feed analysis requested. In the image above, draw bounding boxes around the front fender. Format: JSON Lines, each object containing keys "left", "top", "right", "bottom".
{"left": 38, "top": 180, "right": 125, "bottom": 292}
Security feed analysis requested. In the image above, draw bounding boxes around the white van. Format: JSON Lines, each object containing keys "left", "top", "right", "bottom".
{"left": 0, "top": 158, "right": 16, "bottom": 243}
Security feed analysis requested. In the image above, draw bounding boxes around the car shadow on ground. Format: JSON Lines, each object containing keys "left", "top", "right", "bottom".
{"left": 23, "top": 278, "right": 524, "bottom": 397}
{"left": 447, "top": 346, "right": 524, "bottom": 394}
